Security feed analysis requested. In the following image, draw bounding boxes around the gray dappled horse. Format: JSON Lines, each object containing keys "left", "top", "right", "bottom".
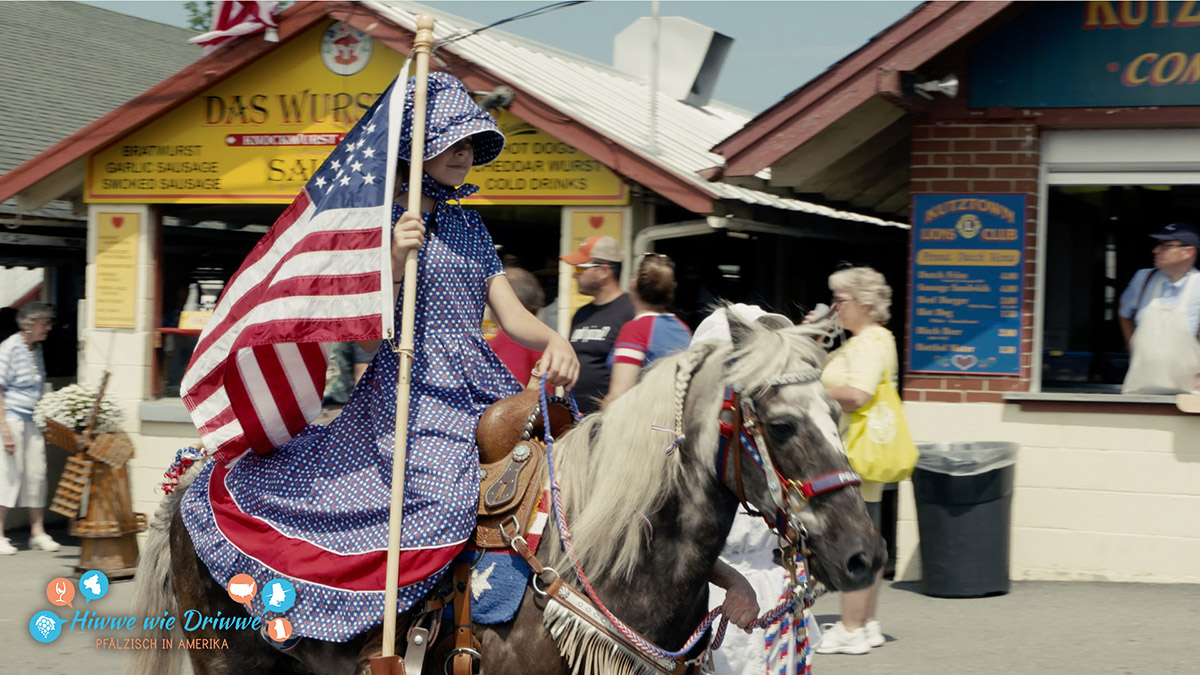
{"left": 130, "top": 314, "right": 884, "bottom": 675}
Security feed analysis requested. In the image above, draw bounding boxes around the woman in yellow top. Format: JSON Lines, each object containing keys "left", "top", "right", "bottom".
{"left": 814, "top": 266, "right": 896, "bottom": 655}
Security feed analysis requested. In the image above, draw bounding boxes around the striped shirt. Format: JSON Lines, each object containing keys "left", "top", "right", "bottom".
{"left": 608, "top": 312, "right": 692, "bottom": 369}
{"left": 0, "top": 333, "right": 45, "bottom": 420}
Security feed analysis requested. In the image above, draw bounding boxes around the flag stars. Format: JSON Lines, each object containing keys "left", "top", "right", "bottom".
{"left": 314, "top": 176, "right": 327, "bottom": 188}
{"left": 340, "top": 175, "right": 352, "bottom": 186}
{"left": 363, "top": 147, "right": 375, "bottom": 159}
{"left": 362, "top": 174, "right": 376, "bottom": 185}
{"left": 331, "top": 159, "right": 342, "bottom": 170}
{"left": 352, "top": 161, "right": 363, "bottom": 172}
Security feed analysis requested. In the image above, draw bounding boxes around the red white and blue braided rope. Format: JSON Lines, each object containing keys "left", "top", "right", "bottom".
{"left": 539, "top": 381, "right": 806, "bottom": 662}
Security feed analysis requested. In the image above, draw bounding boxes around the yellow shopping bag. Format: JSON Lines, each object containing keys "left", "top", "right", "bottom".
{"left": 844, "top": 373, "right": 918, "bottom": 483}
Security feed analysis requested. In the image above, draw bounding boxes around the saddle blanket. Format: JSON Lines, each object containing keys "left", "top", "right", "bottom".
{"left": 450, "top": 489, "right": 548, "bottom": 624}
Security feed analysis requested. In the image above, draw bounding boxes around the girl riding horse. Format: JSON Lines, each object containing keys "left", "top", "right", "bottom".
{"left": 177, "top": 73, "right": 577, "bottom": 664}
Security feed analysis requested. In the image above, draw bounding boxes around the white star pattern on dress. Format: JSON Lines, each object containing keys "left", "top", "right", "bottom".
{"left": 181, "top": 78, "right": 521, "bottom": 644}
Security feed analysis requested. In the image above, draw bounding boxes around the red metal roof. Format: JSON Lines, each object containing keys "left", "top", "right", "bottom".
{"left": 710, "top": 1, "right": 1014, "bottom": 178}
{"left": 0, "top": 1, "right": 723, "bottom": 214}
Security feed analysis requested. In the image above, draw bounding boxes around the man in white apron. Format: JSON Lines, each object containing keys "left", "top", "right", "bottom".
{"left": 1118, "top": 222, "right": 1200, "bottom": 394}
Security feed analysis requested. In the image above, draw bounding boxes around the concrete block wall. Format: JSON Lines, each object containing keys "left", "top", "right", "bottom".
{"left": 895, "top": 402, "right": 1200, "bottom": 584}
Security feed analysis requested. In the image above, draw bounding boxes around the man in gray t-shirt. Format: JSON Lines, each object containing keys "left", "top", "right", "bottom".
{"left": 560, "top": 235, "right": 633, "bottom": 413}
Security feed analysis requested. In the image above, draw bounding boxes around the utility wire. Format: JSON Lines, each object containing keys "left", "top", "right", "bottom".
{"left": 432, "top": 1, "right": 589, "bottom": 53}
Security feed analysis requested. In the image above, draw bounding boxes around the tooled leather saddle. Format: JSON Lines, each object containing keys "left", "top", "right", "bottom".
{"left": 473, "top": 386, "right": 574, "bottom": 549}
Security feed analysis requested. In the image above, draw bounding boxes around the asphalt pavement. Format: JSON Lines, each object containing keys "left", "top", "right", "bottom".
{"left": 3, "top": 526, "right": 1197, "bottom": 675}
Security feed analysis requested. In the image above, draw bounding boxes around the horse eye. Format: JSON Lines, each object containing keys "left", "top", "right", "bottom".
{"left": 768, "top": 421, "right": 796, "bottom": 439}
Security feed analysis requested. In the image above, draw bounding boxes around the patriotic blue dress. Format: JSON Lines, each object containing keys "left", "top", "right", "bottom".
{"left": 181, "top": 181, "right": 522, "bottom": 642}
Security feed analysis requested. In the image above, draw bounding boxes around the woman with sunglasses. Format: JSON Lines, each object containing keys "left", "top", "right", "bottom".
{"left": 811, "top": 266, "right": 896, "bottom": 655}
{"left": 602, "top": 252, "right": 691, "bottom": 407}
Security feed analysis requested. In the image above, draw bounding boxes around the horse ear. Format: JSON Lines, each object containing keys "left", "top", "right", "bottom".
{"left": 727, "top": 310, "right": 757, "bottom": 349}
{"left": 756, "top": 313, "right": 793, "bottom": 331}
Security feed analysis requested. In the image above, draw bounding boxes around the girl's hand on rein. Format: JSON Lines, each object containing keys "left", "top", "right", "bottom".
{"left": 391, "top": 211, "right": 426, "bottom": 275}
{"left": 535, "top": 334, "right": 579, "bottom": 390}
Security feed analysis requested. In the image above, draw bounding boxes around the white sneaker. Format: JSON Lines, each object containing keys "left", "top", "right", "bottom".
{"left": 815, "top": 621, "right": 870, "bottom": 655}
{"left": 0, "top": 537, "right": 16, "bottom": 555}
{"left": 29, "top": 533, "right": 61, "bottom": 552}
{"left": 865, "top": 620, "right": 885, "bottom": 648}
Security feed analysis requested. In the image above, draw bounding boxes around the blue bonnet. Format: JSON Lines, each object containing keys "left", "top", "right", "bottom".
{"left": 398, "top": 72, "right": 505, "bottom": 166}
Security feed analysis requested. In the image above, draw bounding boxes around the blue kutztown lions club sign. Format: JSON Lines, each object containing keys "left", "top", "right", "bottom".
{"left": 909, "top": 194, "right": 1026, "bottom": 375}
{"left": 971, "top": 1, "right": 1200, "bottom": 108}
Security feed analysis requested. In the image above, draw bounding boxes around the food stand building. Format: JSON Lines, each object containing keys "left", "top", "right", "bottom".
{"left": 0, "top": 2, "right": 904, "bottom": 527}
{"left": 714, "top": 0, "right": 1200, "bottom": 583}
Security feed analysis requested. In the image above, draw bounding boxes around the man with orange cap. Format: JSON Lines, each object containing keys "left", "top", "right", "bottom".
{"left": 560, "top": 235, "right": 634, "bottom": 413}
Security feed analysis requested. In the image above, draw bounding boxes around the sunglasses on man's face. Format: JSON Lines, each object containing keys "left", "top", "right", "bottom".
{"left": 574, "top": 263, "right": 608, "bottom": 271}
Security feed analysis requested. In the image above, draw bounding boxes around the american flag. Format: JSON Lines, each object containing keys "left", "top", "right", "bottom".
{"left": 181, "top": 76, "right": 403, "bottom": 461}
{"left": 188, "top": 1, "right": 280, "bottom": 54}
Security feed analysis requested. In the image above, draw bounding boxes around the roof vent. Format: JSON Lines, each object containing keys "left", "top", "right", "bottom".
{"left": 614, "top": 17, "right": 732, "bottom": 107}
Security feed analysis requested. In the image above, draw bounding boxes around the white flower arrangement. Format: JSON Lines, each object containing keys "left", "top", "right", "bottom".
{"left": 33, "top": 384, "right": 124, "bottom": 433}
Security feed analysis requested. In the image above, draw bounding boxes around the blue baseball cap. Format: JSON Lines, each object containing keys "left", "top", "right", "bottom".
{"left": 1149, "top": 222, "right": 1200, "bottom": 248}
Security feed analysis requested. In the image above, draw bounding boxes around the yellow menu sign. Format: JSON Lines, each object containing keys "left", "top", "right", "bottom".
{"left": 466, "top": 110, "right": 628, "bottom": 206}
{"left": 94, "top": 213, "right": 139, "bottom": 328}
{"left": 86, "top": 21, "right": 404, "bottom": 203}
{"left": 86, "top": 21, "right": 626, "bottom": 207}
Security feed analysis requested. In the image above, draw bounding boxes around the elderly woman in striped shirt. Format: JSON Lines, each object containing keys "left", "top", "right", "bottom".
{"left": 0, "top": 302, "right": 61, "bottom": 555}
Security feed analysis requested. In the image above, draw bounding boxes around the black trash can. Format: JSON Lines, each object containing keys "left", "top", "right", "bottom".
{"left": 912, "top": 442, "right": 1017, "bottom": 598}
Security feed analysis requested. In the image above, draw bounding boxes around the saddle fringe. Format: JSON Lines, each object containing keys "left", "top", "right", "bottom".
{"left": 543, "top": 600, "right": 664, "bottom": 675}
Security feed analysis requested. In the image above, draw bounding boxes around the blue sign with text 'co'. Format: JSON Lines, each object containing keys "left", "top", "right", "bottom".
{"left": 909, "top": 194, "right": 1026, "bottom": 375}
{"left": 971, "top": 2, "right": 1200, "bottom": 108}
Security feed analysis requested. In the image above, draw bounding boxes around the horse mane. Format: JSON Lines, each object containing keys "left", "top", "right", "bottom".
{"left": 724, "top": 322, "right": 830, "bottom": 394}
{"left": 551, "top": 317, "right": 831, "bottom": 581}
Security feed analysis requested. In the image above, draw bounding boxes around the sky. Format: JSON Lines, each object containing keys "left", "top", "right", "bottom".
{"left": 79, "top": 1, "right": 921, "bottom": 113}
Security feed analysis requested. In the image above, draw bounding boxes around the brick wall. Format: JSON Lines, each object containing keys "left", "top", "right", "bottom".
{"left": 904, "top": 122, "right": 1041, "bottom": 403}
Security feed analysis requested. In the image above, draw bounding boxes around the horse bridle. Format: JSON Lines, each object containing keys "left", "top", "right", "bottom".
{"left": 716, "top": 367, "right": 862, "bottom": 540}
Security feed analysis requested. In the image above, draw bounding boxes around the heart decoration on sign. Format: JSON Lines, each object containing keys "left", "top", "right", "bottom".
{"left": 589, "top": 215, "right": 604, "bottom": 229}
{"left": 112, "top": 217, "right": 124, "bottom": 228}
{"left": 951, "top": 354, "right": 978, "bottom": 370}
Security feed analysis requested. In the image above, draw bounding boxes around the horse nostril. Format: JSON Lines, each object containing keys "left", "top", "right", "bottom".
{"left": 845, "top": 551, "right": 872, "bottom": 578}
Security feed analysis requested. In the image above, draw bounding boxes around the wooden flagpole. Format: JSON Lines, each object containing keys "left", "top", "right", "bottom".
{"left": 378, "top": 13, "right": 435, "bottom": 669}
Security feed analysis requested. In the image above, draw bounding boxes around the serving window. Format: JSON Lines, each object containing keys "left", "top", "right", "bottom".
{"left": 1041, "top": 184, "right": 1200, "bottom": 392}
{"left": 151, "top": 210, "right": 274, "bottom": 399}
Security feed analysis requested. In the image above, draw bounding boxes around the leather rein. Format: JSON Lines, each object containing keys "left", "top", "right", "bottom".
{"left": 505, "top": 367, "right": 861, "bottom": 674}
